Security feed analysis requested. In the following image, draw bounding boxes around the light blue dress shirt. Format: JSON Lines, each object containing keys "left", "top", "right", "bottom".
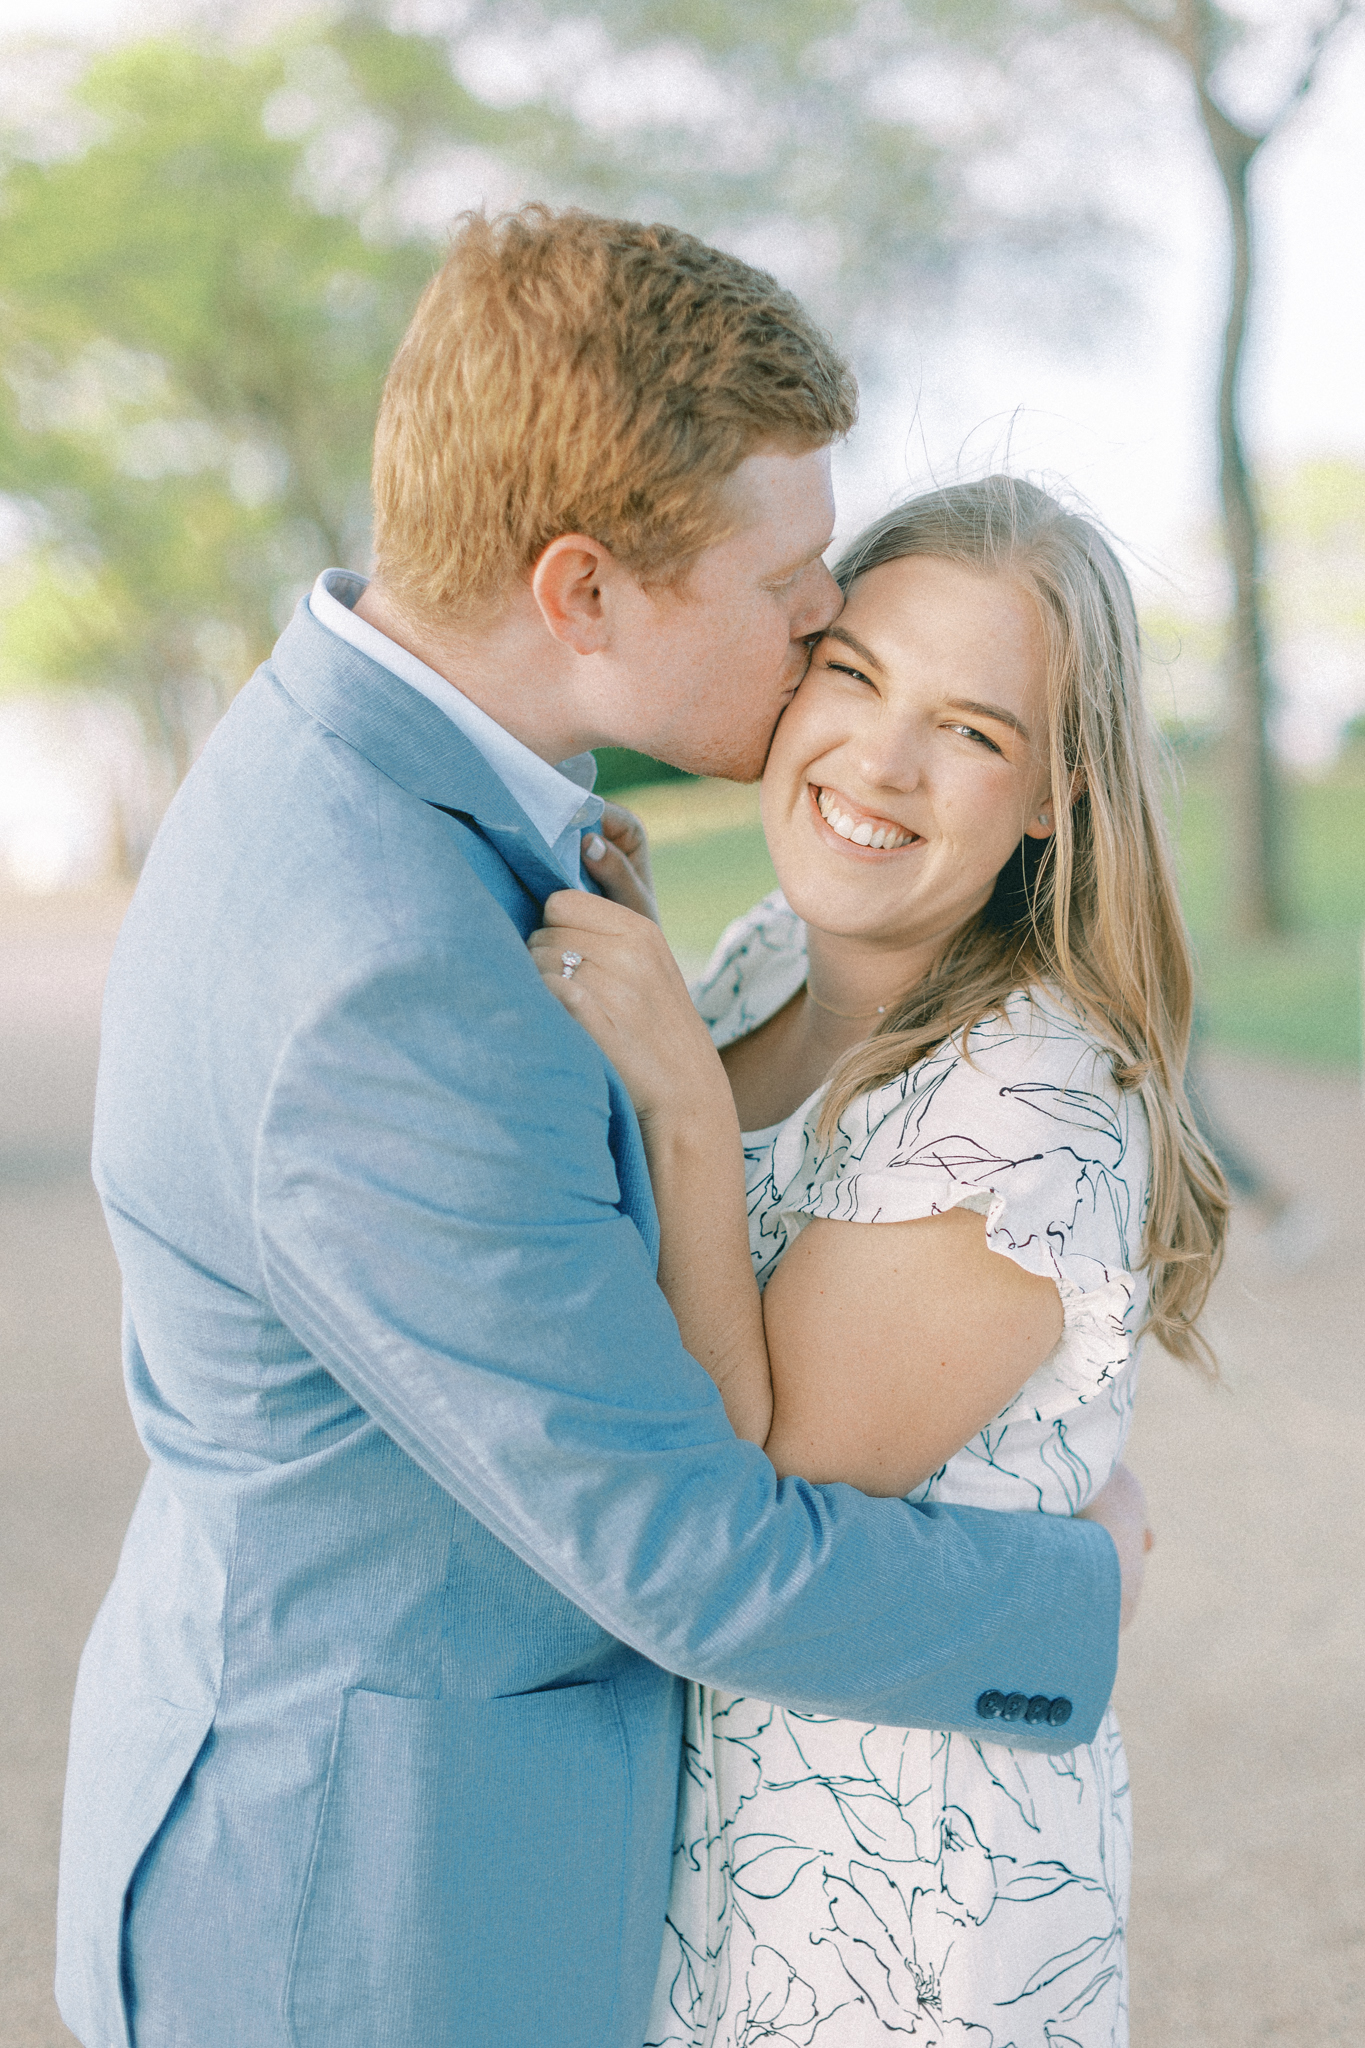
{"left": 309, "top": 568, "right": 602, "bottom": 885}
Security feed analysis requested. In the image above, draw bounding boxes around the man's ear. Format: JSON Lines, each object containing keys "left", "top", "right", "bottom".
{"left": 530, "top": 534, "right": 618, "bottom": 653}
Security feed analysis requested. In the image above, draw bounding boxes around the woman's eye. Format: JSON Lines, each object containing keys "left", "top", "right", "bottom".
{"left": 825, "top": 659, "right": 874, "bottom": 688}
{"left": 947, "top": 722, "right": 1002, "bottom": 754}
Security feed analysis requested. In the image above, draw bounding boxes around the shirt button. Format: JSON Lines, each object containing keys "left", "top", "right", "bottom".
{"left": 975, "top": 1690, "right": 1005, "bottom": 1718}
{"left": 1000, "top": 1692, "right": 1028, "bottom": 1720}
{"left": 1048, "top": 1697, "right": 1074, "bottom": 1726}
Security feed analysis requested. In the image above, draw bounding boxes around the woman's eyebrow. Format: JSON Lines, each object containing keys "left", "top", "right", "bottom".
{"left": 948, "top": 697, "right": 1031, "bottom": 742}
{"left": 823, "top": 625, "right": 887, "bottom": 673}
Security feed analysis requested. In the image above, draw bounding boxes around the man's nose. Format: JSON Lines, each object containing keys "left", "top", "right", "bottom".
{"left": 791, "top": 560, "right": 842, "bottom": 641}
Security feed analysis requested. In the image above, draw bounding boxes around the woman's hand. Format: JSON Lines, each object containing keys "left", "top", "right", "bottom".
{"left": 580, "top": 801, "right": 658, "bottom": 922}
{"left": 529, "top": 893, "right": 727, "bottom": 1128}
{"left": 1078, "top": 1463, "right": 1154, "bottom": 1631}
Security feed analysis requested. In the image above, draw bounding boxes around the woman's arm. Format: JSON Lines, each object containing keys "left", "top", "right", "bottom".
{"left": 760, "top": 1207, "right": 1061, "bottom": 1494}
{"left": 530, "top": 894, "right": 1062, "bottom": 1492}
{"left": 529, "top": 891, "right": 774, "bottom": 1443}
{"left": 634, "top": 1102, "right": 774, "bottom": 1445}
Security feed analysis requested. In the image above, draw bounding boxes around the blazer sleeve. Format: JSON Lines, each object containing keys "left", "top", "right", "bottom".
{"left": 252, "top": 922, "right": 1120, "bottom": 1752}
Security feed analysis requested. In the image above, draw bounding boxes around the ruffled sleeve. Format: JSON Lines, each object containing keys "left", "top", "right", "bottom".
{"left": 763, "top": 989, "right": 1151, "bottom": 1413}
{"left": 690, "top": 891, "right": 808, "bottom": 1050}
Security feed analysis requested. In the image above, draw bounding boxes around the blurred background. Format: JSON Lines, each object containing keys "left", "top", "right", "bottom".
{"left": 1, "top": 3, "right": 1362, "bottom": 2043}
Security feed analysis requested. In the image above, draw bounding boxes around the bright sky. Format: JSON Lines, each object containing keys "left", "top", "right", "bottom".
{"left": 4, "top": 0, "right": 1364, "bottom": 591}
{"left": 833, "top": 18, "right": 1365, "bottom": 592}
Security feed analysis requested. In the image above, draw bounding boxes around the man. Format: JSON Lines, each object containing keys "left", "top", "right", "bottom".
{"left": 57, "top": 208, "right": 1131, "bottom": 2048}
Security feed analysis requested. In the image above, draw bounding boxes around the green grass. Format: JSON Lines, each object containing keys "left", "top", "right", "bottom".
{"left": 642, "top": 751, "right": 1365, "bottom": 1069}
{"left": 1175, "top": 754, "right": 1365, "bottom": 1069}
{"left": 653, "top": 825, "right": 779, "bottom": 965}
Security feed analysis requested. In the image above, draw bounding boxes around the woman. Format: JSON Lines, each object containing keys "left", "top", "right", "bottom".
{"left": 532, "top": 475, "right": 1227, "bottom": 2046}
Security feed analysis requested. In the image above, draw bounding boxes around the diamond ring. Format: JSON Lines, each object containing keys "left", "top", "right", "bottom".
{"left": 560, "top": 950, "right": 584, "bottom": 979}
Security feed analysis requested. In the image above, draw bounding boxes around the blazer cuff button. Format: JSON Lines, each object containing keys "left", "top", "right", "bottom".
{"left": 1048, "top": 1696, "right": 1073, "bottom": 1726}
{"left": 974, "top": 1690, "right": 1005, "bottom": 1718}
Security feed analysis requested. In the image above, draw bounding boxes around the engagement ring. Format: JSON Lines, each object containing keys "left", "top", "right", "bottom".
{"left": 560, "top": 950, "right": 583, "bottom": 979}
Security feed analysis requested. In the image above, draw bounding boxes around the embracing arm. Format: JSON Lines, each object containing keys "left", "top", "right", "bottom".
{"left": 256, "top": 890, "right": 1122, "bottom": 1743}
{"left": 644, "top": 1126, "right": 1149, "bottom": 1603}
{"left": 532, "top": 893, "right": 1066, "bottom": 1498}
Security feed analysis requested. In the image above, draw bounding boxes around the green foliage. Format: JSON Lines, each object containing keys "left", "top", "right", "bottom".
{"left": 441, "top": 0, "right": 1053, "bottom": 339}
{"left": 0, "top": 0, "right": 1111, "bottom": 769}
{"left": 1263, "top": 458, "right": 1365, "bottom": 639}
{"left": 593, "top": 747, "right": 693, "bottom": 794}
{"left": 1138, "top": 457, "right": 1365, "bottom": 760}
{"left": 1142, "top": 751, "right": 1365, "bottom": 1067}
{"left": 0, "top": 31, "right": 454, "bottom": 750}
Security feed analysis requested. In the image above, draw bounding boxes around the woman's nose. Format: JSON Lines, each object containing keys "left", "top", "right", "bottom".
{"left": 857, "top": 712, "right": 924, "bottom": 794}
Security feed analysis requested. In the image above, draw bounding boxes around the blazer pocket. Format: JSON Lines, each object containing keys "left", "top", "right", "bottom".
{"left": 286, "top": 1682, "right": 631, "bottom": 2048}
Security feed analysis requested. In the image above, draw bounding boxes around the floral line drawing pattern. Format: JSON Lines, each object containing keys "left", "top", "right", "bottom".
{"left": 644, "top": 896, "right": 1146, "bottom": 2046}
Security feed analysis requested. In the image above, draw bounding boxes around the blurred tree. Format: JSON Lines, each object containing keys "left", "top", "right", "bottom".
{"left": 3, "top": 3, "right": 1058, "bottom": 797}
{"left": 0, "top": 28, "right": 530, "bottom": 773}
{"left": 1061, "top": 0, "right": 1354, "bottom": 935}
{"left": 438, "top": 0, "right": 1362, "bottom": 918}
{"left": 1144, "top": 457, "right": 1365, "bottom": 767}
{"left": 436, "top": 0, "right": 1107, "bottom": 353}
{"left": 8, "top": 0, "right": 1348, "bottom": 861}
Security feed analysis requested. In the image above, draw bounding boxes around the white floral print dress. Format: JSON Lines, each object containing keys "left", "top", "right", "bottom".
{"left": 644, "top": 893, "right": 1150, "bottom": 2048}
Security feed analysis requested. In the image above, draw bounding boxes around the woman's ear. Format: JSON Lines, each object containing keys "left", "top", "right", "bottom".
{"left": 1023, "top": 766, "right": 1085, "bottom": 840}
{"left": 530, "top": 534, "right": 617, "bottom": 653}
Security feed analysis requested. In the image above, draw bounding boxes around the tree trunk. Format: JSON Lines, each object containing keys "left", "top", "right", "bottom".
{"left": 1200, "top": 95, "right": 1287, "bottom": 937}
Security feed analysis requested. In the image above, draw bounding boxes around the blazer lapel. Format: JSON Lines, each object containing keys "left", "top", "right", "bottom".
{"left": 267, "top": 596, "right": 574, "bottom": 908}
{"left": 425, "top": 806, "right": 575, "bottom": 912}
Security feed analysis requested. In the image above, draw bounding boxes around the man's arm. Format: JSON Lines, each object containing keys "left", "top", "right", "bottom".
{"left": 253, "top": 926, "right": 1120, "bottom": 1749}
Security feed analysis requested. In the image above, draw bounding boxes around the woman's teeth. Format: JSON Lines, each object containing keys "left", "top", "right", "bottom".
{"left": 815, "top": 787, "right": 916, "bottom": 850}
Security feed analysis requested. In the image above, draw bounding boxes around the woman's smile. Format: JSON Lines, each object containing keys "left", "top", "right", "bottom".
{"left": 810, "top": 784, "right": 923, "bottom": 853}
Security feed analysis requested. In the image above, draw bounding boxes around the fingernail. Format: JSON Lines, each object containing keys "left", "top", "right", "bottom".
{"left": 583, "top": 834, "right": 606, "bottom": 861}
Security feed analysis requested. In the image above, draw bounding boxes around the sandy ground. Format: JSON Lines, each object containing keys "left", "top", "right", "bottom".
{"left": 1, "top": 888, "right": 1361, "bottom": 2047}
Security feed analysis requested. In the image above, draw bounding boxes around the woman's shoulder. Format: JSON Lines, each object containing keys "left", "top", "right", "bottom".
{"left": 689, "top": 891, "right": 807, "bottom": 1049}
{"left": 834, "top": 983, "right": 1130, "bottom": 1142}
{"left": 795, "top": 980, "right": 1150, "bottom": 1272}
{"left": 955, "top": 983, "right": 1131, "bottom": 1101}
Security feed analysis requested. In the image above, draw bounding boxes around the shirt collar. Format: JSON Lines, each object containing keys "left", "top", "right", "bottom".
{"left": 308, "top": 569, "right": 602, "bottom": 882}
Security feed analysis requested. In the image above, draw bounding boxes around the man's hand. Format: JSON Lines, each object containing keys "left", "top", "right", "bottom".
{"left": 580, "top": 801, "right": 658, "bottom": 922}
{"left": 1078, "top": 1463, "right": 1154, "bottom": 1632}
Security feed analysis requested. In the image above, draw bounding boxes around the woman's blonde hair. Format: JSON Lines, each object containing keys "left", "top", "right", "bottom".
{"left": 372, "top": 206, "right": 856, "bottom": 624}
{"left": 818, "top": 474, "right": 1228, "bottom": 1370}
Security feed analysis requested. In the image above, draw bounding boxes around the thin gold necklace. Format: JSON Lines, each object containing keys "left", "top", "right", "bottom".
{"left": 804, "top": 984, "right": 892, "bottom": 1023}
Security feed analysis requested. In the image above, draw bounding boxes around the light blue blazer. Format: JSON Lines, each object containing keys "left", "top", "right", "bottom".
{"left": 56, "top": 599, "right": 1120, "bottom": 2048}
